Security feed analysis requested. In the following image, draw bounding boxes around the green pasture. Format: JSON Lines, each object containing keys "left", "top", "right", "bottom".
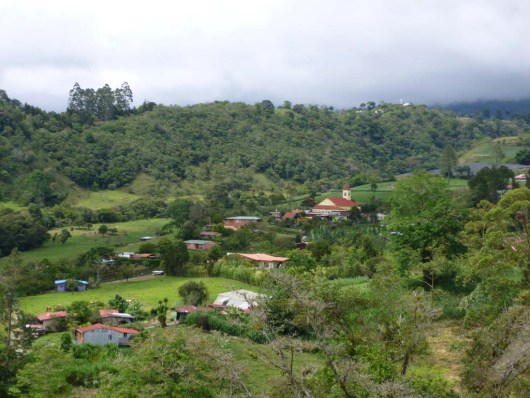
{"left": 73, "top": 190, "right": 142, "bottom": 210}
{"left": 459, "top": 137, "right": 526, "bottom": 164}
{"left": 0, "top": 218, "right": 171, "bottom": 264}
{"left": 316, "top": 178, "right": 469, "bottom": 205}
{"left": 19, "top": 276, "right": 255, "bottom": 315}
{"left": 0, "top": 201, "right": 25, "bottom": 211}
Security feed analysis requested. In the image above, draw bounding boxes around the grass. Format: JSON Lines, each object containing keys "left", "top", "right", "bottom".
{"left": 0, "top": 201, "right": 25, "bottom": 211}
{"left": 73, "top": 190, "right": 142, "bottom": 210}
{"left": 459, "top": 137, "right": 526, "bottom": 164}
{"left": 316, "top": 179, "right": 470, "bottom": 205}
{"left": 18, "top": 276, "right": 255, "bottom": 315}
{"left": 0, "top": 218, "right": 171, "bottom": 264}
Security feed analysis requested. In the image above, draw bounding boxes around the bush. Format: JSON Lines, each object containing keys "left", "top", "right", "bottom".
{"left": 178, "top": 281, "right": 209, "bottom": 306}
{"left": 184, "top": 311, "right": 266, "bottom": 343}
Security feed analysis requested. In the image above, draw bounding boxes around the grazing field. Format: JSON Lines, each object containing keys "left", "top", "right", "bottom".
{"left": 0, "top": 218, "right": 171, "bottom": 264}
{"left": 72, "top": 190, "right": 143, "bottom": 210}
{"left": 317, "top": 178, "right": 469, "bottom": 205}
{"left": 459, "top": 137, "right": 525, "bottom": 164}
{"left": 18, "top": 276, "right": 255, "bottom": 315}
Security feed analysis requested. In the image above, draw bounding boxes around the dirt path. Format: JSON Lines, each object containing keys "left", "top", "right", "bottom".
{"left": 426, "top": 320, "right": 472, "bottom": 392}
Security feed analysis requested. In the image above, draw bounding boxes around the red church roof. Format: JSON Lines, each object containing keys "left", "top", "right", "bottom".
{"left": 327, "top": 197, "right": 357, "bottom": 207}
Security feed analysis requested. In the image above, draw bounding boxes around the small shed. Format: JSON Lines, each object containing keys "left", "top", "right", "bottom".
{"left": 75, "top": 323, "right": 139, "bottom": 346}
{"left": 99, "top": 309, "right": 134, "bottom": 325}
{"left": 185, "top": 240, "right": 217, "bottom": 251}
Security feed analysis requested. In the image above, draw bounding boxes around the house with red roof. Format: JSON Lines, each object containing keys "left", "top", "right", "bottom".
{"left": 238, "top": 253, "right": 289, "bottom": 269}
{"left": 37, "top": 311, "right": 68, "bottom": 331}
{"left": 75, "top": 323, "right": 139, "bottom": 346}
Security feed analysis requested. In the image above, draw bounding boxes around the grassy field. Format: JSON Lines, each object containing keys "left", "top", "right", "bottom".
{"left": 0, "top": 218, "right": 171, "bottom": 264}
{"left": 73, "top": 190, "right": 143, "bottom": 210}
{"left": 317, "top": 179, "right": 470, "bottom": 205}
{"left": 19, "top": 276, "right": 255, "bottom": 315}
{"left": 459, "top": 137, "right": 526, "bottom": 164}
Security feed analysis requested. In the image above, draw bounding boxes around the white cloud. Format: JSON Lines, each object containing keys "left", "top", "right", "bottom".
{"left": 1, "top": 0, "right": 530, "bottom": 110}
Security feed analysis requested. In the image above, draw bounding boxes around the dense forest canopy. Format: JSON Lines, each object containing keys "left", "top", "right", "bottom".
{"left": 1, "top": 86, "right": 526, "bottom": 205}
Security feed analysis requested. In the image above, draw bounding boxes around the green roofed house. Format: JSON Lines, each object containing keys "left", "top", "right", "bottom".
{"left": 184, "top": 240, "right": 217, "bottom": 251}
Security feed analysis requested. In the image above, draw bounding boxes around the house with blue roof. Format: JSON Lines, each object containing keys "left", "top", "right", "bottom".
{"left": 54, "top": 279, "right": 89, "bottom": 292}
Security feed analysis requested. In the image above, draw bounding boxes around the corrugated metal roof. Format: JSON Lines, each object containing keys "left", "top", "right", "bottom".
{"left": 239, "top": 253, "right": 289, "bottom": 262}
{"left": 76, "top": 323, "right": 139, "bottom": 335}
{"left": 37, "top": 311, "right": 68, "bottom": 321}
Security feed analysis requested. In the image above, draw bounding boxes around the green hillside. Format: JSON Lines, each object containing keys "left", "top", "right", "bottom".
{"left": 1, "top": 93, "right": 527, "bottom": 207}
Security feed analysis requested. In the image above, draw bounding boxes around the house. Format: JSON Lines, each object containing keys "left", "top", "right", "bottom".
{"left": 238, "top": 253, "right": 289, "bottom": 269}
{"left": 130, "top": 253, "right": 156, "bottom": 259}
{"left": 75, "top": 323, "right": 139, "bottom": 346}
{"left": 223, "top": 216, "right": 262, "bottom": 230}
{"left": 117, "top": 252, "right": 135, "bottom": 259}
{"left": 54, "top": 279, "right": 88, "bottom": 292}
{"left": 199, "top": 231, "right": 219, "bottom": 238}
{"left": 213, "top": 289, "right": 266, "bottom": 310}
{"left": 37, "top": 311, "right": 68, "bottom": 330}
{"left": 185, "top": 240, "right": 217, "bottom": 251}
{"left": 138, "top": 236, "right": 154, "bottom": 242}
{"left": 515, "top": 174, "right": 527, "bottom": 182}
{"left": 281, "top": 209, "right": 304, "bottom": 221}
{"left": 99, "top": 309, "right": 134, "bottom": 325}
{"left": 311, "top": 185, "right": 359, "bottom": 215}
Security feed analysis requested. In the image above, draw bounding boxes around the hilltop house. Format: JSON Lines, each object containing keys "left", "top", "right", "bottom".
{"left": 75, "top": 323, "right": 139, "bottom": 346}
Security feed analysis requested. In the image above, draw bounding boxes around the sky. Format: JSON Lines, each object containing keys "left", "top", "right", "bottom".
{"left": 1, "top": 0, "right": 529, "bottom": 111}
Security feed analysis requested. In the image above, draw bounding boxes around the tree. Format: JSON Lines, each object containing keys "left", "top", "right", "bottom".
{"left": 98, "top": 224, "right": 109, "bottom": 236}
{"left": 108, "top": 294, "right": 129, "bottom": 313}
{"left": 515, "top": 148, "right": 530, "bottom": 165}
{"left": 159, "top": 238, "right": 189, "bottom": 276}
{"left": 59, "top": 229, "right": 71, "bottom": 244}
{"left": 493, "top": 143, "right": 505, "bottom": 165}
{"left": 439, "top": 145, "right": 457, "bottom": 177}
{"left": 468, "top": 166, "right": 514, "bottom": 205}
{"left": 150, "top": 298, "right": 169, "bottom": 327}
{"left": 386, "top": 174, "right": 466, "bottom": 284}
{"left": 178, "top": 281, "right": 209, "bottom": 306}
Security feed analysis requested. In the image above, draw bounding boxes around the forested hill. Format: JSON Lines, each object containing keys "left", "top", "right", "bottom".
{"left": 0, "top": 91, "right": 526, "bottom": 203}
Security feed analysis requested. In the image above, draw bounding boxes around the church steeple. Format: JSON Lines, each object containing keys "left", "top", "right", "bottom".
{"left": 342, "top": 184, "right": 351, "bottom": 200}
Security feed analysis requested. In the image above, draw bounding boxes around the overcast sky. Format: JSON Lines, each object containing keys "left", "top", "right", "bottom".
{"left": 1, "top": 0, "right": 529, "bottom": 111}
